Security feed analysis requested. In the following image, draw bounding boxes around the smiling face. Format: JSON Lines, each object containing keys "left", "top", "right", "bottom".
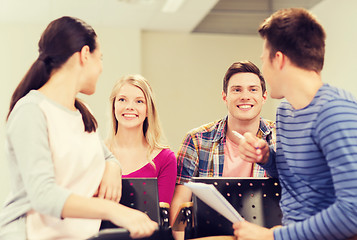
{"left": 114, "top": 83, "right": 147, "bottom": 130}
{"left": 223, "top": 72, "right": 267, "bottom": 122}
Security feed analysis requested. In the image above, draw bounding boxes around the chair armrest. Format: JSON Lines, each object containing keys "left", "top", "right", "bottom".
{"left": 172, "top": 202, "right": 194, "bottom": 231}
{"left": 159, "top": 202, "right": 171, "bottom": 229}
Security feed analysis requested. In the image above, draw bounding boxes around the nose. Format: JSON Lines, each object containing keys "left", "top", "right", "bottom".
{"left": 240, "top": 90, "right": 251, "bottom": 100}
{"left": 125, "top": 101, "right": 134, "bottom": 110}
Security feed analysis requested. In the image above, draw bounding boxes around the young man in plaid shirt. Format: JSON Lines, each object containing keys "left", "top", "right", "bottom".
{"left": 170, "top": 60, "right": 276, "bottom": 239}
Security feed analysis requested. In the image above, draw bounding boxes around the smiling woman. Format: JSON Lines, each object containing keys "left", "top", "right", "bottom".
{"left": 106, "top": 74, "right": 177, "bottom": 205}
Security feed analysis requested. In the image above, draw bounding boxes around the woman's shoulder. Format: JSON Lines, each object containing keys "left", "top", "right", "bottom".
{"left": 153, "top": 148, "right": 176, "bottom": 164}
{"left": 158, "top": 148, "right": 175, "bottom": 157}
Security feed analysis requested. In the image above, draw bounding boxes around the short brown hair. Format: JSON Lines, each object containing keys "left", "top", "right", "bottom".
{"left": 258, "top": 8, "right": 326, "bottom": 72}
{"left": 223, "top": 60, "right": 266, "bottom": 95}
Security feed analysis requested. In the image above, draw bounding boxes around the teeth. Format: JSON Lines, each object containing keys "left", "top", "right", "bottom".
{"left": 123, "top": 114, "right": 137, "bottom": 117}
{"left": 238, "top": 105, "right": 252, "bottom": 109}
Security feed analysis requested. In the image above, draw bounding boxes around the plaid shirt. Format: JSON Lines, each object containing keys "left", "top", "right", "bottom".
{"left": 176, "top": 116, "right": 276, "bottom": 184}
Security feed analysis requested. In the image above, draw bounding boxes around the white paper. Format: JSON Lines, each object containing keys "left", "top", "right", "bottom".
{"left": 184, "top": 181, "right": 243, "bottom": 223}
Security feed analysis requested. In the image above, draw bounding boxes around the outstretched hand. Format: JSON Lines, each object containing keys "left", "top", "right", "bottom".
{"left": 237, "top": 132, "right": 270, "bottom": 164}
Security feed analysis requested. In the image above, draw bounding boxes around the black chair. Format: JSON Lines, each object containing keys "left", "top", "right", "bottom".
{"left": 88, "top": 228, "right": 173, "bottom": 240}
{"left": 180, "top": 177, "right": 282, "bottom": 239}
{"left": 89, "top": 178, "right": 174, "bottom": 240}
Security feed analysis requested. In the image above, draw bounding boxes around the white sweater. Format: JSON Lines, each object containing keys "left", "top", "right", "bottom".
{"left": 0, "top": 90, "right": 116, "bottom": 239}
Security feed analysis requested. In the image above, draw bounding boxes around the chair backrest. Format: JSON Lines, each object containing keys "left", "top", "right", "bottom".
{"left": 191, "top": 177, "right": 282, "bottom": 238}
{"left": 100, "top": 178, "right": 160, "bottom": 229}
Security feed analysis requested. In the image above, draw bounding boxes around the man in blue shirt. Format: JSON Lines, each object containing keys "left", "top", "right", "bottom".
{"left": 233, "top": 8, "right": 357, "bottom": 240}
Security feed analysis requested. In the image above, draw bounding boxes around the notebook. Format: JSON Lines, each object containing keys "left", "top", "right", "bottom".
{"left": 190, "top": 177, "right": 282, "bottom": 237}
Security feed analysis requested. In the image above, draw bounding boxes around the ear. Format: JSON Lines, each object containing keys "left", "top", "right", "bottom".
{"left": 222, "top": 90, "right": 227, "bottom": 102}
{"left": 262, "top": 90, "right": 268, "bottom": 104}
{"left": 274, "top": 51, "right": 286, "bottom": 70}
{"left": 79, "top": 45, "right": 90, "bottom": 65}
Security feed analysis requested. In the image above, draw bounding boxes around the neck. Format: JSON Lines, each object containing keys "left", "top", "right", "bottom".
{"left": 284, "top": 68, "right": 323, "bottom": 109}
{"left": 114, "top": 126, "right": 147, "bottom": 149}
{"left": 226, "top": 116, "right": 260, "bottom": 144}
{"left": 38, "top": 69, "right": 80, "bottom": 111}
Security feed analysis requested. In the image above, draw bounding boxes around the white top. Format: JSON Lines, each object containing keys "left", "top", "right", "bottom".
{"left": 0, "top": 90, "right": 116, "bottom": 239}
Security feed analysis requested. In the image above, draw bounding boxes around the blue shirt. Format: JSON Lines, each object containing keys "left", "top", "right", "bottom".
{"left": 264, "top": 84, "right": 357, "bottom": 239}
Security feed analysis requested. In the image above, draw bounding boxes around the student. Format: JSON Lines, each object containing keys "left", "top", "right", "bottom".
{"left": 170, "top": 61, "right": 276, "bottom": 237}
{"left": 106, "top": 74, "right": 177, "bottom": 205}
{"left": 0, "top": 16, "right": 157, "bottom": 239}
{"left": 233, "top": 8, "right": 357, "bottom": 240}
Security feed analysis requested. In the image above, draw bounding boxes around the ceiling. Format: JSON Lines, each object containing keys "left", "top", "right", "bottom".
{"left": 194, "top": 0, "right": 324, "bottom": 35}
{"left": 0, "top": 0, "right": 323, "bottom": 35}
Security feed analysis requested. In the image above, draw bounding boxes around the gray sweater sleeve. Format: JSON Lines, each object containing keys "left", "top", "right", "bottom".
{"left": 100, "top": 138, "right": 120, "bottom": 167}
{"left": 7, "top": 102, "right": 71, "bottom": 219}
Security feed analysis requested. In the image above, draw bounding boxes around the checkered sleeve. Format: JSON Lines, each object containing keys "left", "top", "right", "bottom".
{"left": 176, "top": 133, "right": 199, "bottom": 184}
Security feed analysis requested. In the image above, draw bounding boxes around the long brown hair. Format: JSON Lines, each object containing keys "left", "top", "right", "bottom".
{"left": 7, "top": 16, "right": 98, "bottom": 132}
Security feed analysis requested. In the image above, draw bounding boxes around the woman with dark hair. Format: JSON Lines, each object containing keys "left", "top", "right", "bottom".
{"left": 0, "top": 16, "right": 157, "bottom": 239}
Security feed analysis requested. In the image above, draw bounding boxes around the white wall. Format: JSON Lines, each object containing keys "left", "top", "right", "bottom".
{"left": 311, "top": 0, "right": 357, "bottom": 95}
{"left": 0, "top": 23, "right": 46, "bottom": 208}
{"left": 1, "top": 0, "right": 356, "bottom": 206}
{"left": 141, "top": 31, "right": 279, "bottom": 153}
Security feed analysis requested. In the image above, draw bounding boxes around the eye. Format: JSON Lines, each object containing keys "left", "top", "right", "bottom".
{"left": 251, "top": 88, "right": 257, "bottom": 92}
{"left": 137, "top": 100, "right": 145, "bottom": 104}
{"left": 233, "top": 88, "right": 241, "bottom": 92}
{"left": 117, "top": 98, "right": 125, "bottom": 102}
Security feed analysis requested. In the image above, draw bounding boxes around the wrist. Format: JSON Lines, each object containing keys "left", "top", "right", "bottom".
{"left": 102, "top": 199, "right": 119, "bottom": 221}
{"left": 260, "top": 150, "right": 270, "bottom": 164}
{"left": 107, "top": 160, "right": 122, "bottom": 176}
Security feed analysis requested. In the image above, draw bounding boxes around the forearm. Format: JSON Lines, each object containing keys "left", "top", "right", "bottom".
{"left": 61, "top": 194, "right": 118, "bottom": 220}
{"left": 170, "top": 197, "right": 188, "bottom": 240}
{"left": 169, "top": 195, "right": 183, "bottom": 226}
{"left": 62, "top": 194, "right": 158, "bottom": 238}
{"left": 169, "top": 185, "right": 192, "bottom": 226}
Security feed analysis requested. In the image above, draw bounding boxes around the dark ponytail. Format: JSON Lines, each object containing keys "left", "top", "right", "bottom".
{"left": 8, "top": 58, "right": 50, "bottom": 120}
{"left": 7, "top": 16, "right": 98, "bottom": 133}
{"left": 75, "top": 99, "right": 98, "bottom": 133}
